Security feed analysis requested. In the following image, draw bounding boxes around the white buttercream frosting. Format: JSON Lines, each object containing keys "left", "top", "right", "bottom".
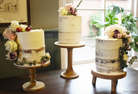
{"left": 16, "top": 29, "right": 45, "bottom": 62}
{"left": 95, "top": 36, "right": 122, "bottom": 73}
{"left": 58, "top": 16, "right": 82, "bottom": 44}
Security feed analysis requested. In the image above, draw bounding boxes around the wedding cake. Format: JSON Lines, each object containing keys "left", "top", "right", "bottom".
{"left": 58, "top": 1, "right": 82, "bottom": 44}
{"left": 95, "top": 25, "right": 136, "bottom": 73}
{"left": 96, "top": 36, "right": 122, "bottom": 73}
{"left": 3, "top": 21, "right": 51, "bottom": 66}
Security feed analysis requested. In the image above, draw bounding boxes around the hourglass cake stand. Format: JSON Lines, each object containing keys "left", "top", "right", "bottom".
{"left": 13, "top": 60, "right": 50, "bottom": 92}
{"left": 54, "top": 41, "right": 85, "bottom": 79}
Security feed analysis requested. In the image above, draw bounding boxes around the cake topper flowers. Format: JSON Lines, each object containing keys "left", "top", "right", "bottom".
{"left": 105, "top": 24, "right": 137, "bottom": 69}
{"left": 58, "top": 0, "right": 82, "bottom": 16}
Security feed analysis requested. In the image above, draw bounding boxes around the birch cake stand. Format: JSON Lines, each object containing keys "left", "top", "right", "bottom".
{"left": 54, "top": 41, "right": 85, "bottom": 79}
{"left": 91, "top": 64, "right": 127, "bottom": 92}
{"left": 13, "top": 60, "right": 50, "bottom": 92}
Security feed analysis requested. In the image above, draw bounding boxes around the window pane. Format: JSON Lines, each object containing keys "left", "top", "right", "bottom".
{"left": 106, "top": 0, "right": 131, "bottom": 10}
{"left": 73, "top": 0, "right": 103, "bottom": 9}
{"left": 77, "top": 10, "right": 103, "bottom": 37}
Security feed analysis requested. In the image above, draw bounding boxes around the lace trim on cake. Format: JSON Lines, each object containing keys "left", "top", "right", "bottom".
{"left": 19, "top": 47, "right": 45, "bottom": 53}
{"left": 95, "top": 58, "right": 118, "bottom": 64}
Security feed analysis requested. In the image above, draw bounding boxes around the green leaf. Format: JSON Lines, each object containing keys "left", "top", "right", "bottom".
{"left": 134, "top": 36, "right": 138, "bottom": 42}
{"left": 94, "top": 22, "right": 105, "bottom": 28}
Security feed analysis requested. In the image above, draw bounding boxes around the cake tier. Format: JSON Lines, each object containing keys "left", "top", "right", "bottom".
{"left": 58, "top": 16, "right": 82, "bottom": 44}
{"left": 95, "top": 36, "right": 122, "bottom": 73}
{"left": 16, "top": 29, "right": 45, "bottom": 62}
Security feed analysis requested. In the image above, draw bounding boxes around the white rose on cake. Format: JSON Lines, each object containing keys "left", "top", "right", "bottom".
{"left": 46, "top": 52, "right": 51, "bottom": 59}
{"left": 5, "top": 40, "right": 17, "bottom": 52}
{"left": 10, "top": 21, "right": 20, "bottom": 31}
{"left": 58, "top": 7, "right": 68, "bottom": 16}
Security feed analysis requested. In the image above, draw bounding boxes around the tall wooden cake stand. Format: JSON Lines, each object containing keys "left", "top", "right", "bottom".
{"left": 54, "top": 41, "right": 85, "bottom": 79}
{"left": 91, "top": 64, "right": 127, "bottom": 92}
{"left": 13, "top": 60, "right": 50, "bottom": 92}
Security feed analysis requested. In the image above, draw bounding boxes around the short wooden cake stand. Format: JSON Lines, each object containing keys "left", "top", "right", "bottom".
{"left": 14, "top": 60, "right": 50, "bottom": 92}
{"left": 54, "top": 41, "right": 85, "bottom": 79}
{"left": 91, "top": 65, "right": 127, "bottom": 92}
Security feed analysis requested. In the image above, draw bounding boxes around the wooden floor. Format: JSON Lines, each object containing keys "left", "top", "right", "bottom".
{"left": 0, "top": 63, "right": 138, "bottom": 94}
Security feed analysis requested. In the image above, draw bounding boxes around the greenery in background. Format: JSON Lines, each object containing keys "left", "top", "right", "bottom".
{"left": 89, "top": 13, "right": 102, "bottom": 36}
{"left": 89, "top": 4, "right": 138, "bottom": 69}
{"left": 90, "top": 4, "right": 138, "bottom": 52}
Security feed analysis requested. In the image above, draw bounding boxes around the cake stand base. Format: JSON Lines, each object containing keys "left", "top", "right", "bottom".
{"left": 91, "top": 67, "right": 127, "bottom": 92}
{"left": 22, "top": 81, "right": 45, "bottom": 92}
{"left": 61, "top": 71, "right": 79, "bottom": 79}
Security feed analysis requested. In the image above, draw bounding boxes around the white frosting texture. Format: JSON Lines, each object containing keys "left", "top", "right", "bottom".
{"left": 58, "top": 16, "right": 82, "bottom": 44}
{"left": 16, "top": 29, "right": 45, "bottom": 62}
{"left": 95, "top": 36, "right": 122, "bottom": 73}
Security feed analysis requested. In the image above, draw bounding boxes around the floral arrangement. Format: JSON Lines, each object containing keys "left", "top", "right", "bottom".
{"left": 105, "top": 25, "right": 137, "bottom": 69}
{"left": 3, "top": 20, "right": 51, "bottom": 66}
{"left": 58, "top": 0, "right": 82, "bottom": 16}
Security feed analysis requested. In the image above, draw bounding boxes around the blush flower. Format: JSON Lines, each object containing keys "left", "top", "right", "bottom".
{"left": 6, "top": 52, "right": 17, "bottom": 61}
{"left": 105, "top": 25, "right": 126, "bottom": 38}
{"left": 65, "top": 3, "right": 74, "bottom": 11}
{"left": 3, "top": 28, "right": 16, "bottom": 40}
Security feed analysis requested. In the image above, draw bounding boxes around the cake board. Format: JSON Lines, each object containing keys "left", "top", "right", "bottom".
{"left": 91, "top": 64, "right": 127, "bottom": 92}
{"left": 13, "top": 60, "right": 50, "bottom": 92}
{"left": 54, "top": 41, "right": 85, "bottom": 79}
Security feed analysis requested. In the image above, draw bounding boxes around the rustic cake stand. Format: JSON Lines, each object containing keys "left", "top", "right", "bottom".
{"left": 54, "top": 41, "right": 85, "bottom": 79}
{"left": 91, "top": 64, "right": 127, "bottom": 92}
{"left": 13, "top": 60, "right": 50, "bottom": 92}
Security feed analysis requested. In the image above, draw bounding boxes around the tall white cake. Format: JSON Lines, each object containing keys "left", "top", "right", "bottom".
{"left": 16, "top": 29, "right": 45, "bottom": 63}
{"left": 95, "top": 36, "right": 122, "bottom": 73}
{"left": 58, "top": 2, "right": 82, "bottom": 44}
{"left": 3, "top": 21, "right": 51, "bottom": 66}
{"left": 58, "top": 16, "right": 82, "bottom": 44}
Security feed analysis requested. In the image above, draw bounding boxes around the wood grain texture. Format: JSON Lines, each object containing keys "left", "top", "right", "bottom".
{"left": 0, "top": 64, "right": 138, "bottom": 94}
{"left": 54, "top": 42, "right": 85, "bottom": 79}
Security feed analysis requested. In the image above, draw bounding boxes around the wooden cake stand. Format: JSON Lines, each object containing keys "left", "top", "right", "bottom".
{"left": 54, "top": 41, "right": 85, "bottom": 79}
{"left": 13, "top": 60, "right": 50, "bottom": 92}
{"left": 91, "top": 64, "right": 127, "bottom": 92}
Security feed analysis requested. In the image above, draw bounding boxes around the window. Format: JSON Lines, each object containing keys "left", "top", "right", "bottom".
{"left": 59, "top": 0, "right": 138, "bottom": 69}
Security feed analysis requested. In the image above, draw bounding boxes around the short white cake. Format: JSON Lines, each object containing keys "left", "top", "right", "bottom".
{"left": 16, "top": 29, "right": 45, "bottom": 63}
{"left": 95, "top": 36, "right": 122, "bottom": 73}
{"left": 58, "top": 16, "right": 82, "bottom": 44}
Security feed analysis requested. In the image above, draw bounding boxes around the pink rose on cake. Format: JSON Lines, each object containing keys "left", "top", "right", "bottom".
{"left": 58, "top": 0, "right": 82, "bottom": 16}
{"left": 65, "top": 3, "right": 74, "bottom": 11}
{"left": 105, "top": 25, "right": 127, "bottom": 38}
{"left": 3, "top": 28, "right": 16, "bottom": 40}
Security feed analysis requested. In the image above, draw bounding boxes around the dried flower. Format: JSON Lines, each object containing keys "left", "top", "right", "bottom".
{"left": 6, "top": 52, "right": 17, "bottom": 61}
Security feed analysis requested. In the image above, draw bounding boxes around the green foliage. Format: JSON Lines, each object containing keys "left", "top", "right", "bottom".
{"left": 91, "top": 4, "right": 124, "bottom": 29}
{"left": 121, "top": 13, "right": 138, "bottom": 34}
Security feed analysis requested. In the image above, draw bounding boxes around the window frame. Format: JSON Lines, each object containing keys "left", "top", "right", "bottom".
{"left": 59, "top": 0, "right": 138, "bottom": 69}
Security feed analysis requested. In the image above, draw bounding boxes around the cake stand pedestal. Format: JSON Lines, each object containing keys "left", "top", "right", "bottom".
{"left": 13, "top": 60, "right": 50, "bottom": 92}
{"left": 54, "top": 41, "right": 85, "bottom": 79}
{"left": 91, "top": 65, "right": 127, "bottom": 92}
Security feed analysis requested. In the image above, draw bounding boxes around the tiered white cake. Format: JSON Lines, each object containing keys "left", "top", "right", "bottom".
{"left": 58, "top": 16, "right": 82, "bottom": 44}
{"left": 95, "top": 36, "right": 122, "bottom": 73}
{"left": 16, "top": 29, "right": 45, "bottom": 63}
